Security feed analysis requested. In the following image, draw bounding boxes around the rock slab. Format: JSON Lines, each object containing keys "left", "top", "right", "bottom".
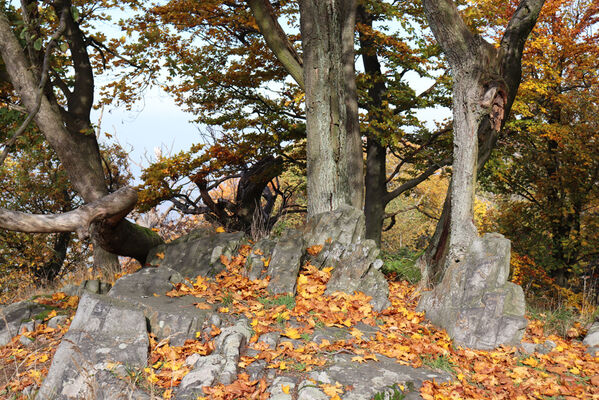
{"left": 37, "top": 293, "right": 149, "bottom": 400}
{"left": 418, "top": 233, "right": 527, "bottom": 350}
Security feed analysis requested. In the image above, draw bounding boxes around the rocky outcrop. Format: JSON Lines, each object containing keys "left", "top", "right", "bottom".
{"left": 583, "top": 319, "right": 599, "bottom": 356}
{"left": 147, "top": 230, "right": 246, "bottom": 277}
{"left": 108, "top": 266, "right": 214, "bottom": 346}
{"left": 37, "top": 293, "right": 149, "bottom": 400}
{"left": 418, "top": 233, "right": 527, "bottom": 350}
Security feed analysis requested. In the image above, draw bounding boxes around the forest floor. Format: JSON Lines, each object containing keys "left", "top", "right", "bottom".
{"left": 0, "top": 249, "right": 598, "bottom": 400}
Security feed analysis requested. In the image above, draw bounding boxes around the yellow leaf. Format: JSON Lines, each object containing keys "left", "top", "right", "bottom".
{"left": 283, "top": 327, "right": 301, "bottom": 339}
{"left": 155, "top": 252, "right": 165, "bottom": 260}
{"left": 46, "top": 310, "right": 57, "bottom": 320}
{"left": 282, "top": 384, "right": 290, "bottom": 394}
{"left": 522, "top": 357, "right": 539, "bottom": 368}
{"left": 215, "top": 226, "right": 226, "bottom": 233}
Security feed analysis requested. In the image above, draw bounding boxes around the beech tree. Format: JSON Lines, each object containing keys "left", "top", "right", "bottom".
{"left": 418, "top": 0, "right": 546, "bottom": 284}
{"left": 0, "top": 1, "right": 162, "bottom": 271}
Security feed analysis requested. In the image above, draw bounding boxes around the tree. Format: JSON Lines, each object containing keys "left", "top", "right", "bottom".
{"left": 0, "top": 1, "right": 162, "bottom": 271}
{"left": 480, "top": 0, "right": 599, "bottom": 284}
{"left": 418, "top": 0, "right": 546, "bottom": 284}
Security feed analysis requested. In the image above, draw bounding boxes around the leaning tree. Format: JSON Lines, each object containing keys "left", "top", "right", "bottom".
{"left": 0, "top": 1, "right": 162, "bottom": 273}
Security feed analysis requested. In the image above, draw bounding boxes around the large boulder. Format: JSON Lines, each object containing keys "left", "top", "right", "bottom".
{"left": 37, "top": 293, "right": 149, "bottom": 399}
{"left": 108, "top": 266, "right": 214, "bottom": 346}
{"left": 418, "top": 233, "right": 527, "bottom": 350}
{"left": 146, "top": 230, "right": 246, "bottom": 278}
{"left": 267, "top": 230, "right": 305, "bottom": 295}
{"left": 302, "top": 205, "right": 390, "bottom": 311}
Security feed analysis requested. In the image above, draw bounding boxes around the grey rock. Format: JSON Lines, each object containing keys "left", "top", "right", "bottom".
{"left": 307, "top": 353, "right": 450, "bottom": 400}
{"left": 297, "top": 380, "right": 328, "bottom": 400}
{"left": 245, "top": 238, "right": 276, "bottom": 281}
{"left": 109, "top": 267, "right": 213, "bottom": 346}
{"left": 519, "top": 342, "right": 537, "bottom": 354}
{"left": 146, "top": 230, "right": 247, "bottom": 278}
{"left": 311, "top": 326, "right": 353, "bottom": 344}
{"left": 47, "top": 315, "right": 68, "bottom": 329}
{"left": 245, "top": 359, "right": 267, "bottom": 381}
{"left": 177, "top": 354, "right": 225, "bottom": 399}
{"left": 37, "top": 293, "right": 149, "bottom": 400}
{"left": 269, "top": 377, "right": 296, "bottom": 400}
{"left": 19, "top": 333, "right": 35, "bottom": 347}
{"left": 215, "top": 319, "right": 252, "bottom": 384}
{"left": 302, "top": 206, "right": 390, "bottom": 312}
{"left": 537, "top": 340, "right": 556, "bottom": 354}
{"left": 267, "top": 231, "right": 304, "bottom": 295}
{"left": 584, "top": 322, "right": 599, "bottom": 347}
{"left": 586, "top": 346, "right": 599, "bottom": 357}
{"left": 418, "top": 233, "right": 527, "bottom": 350}
{"left": 258, "top": 331, "right": 280, "bottom": 349}
{"left": 0, "top": 300, "right": 47, "bottom": 346}
{"left": 81, "top": 280, "right": 112, "bottom": 295}
{"left": 303, "top": 204, "right": 366, "bottom": 247}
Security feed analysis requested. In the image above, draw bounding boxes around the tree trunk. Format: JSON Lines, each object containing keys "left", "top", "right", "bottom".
{"left": 419, "top": 0, "right": 545, "bottom": 277}
{"left": 299, "top": 0, "right": 363, "bottom": 216}
{"left": 364, "top": 138, "right": 387, "bottom": 245}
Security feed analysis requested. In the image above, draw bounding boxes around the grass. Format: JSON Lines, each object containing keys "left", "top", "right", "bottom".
{"left": 257, "top": 294, "right": 295, "bottom": 310}
{"left": 421, "top": 354, "right": 457, "bottom": 375}
{"left": 526, "top": 304, "right": 580, "bottom": 337}
{"left": 381, "top": 249, "right": 422, "bottom": 284}
{"left": 373, "top": 383, "right": 409, "bottom": 400}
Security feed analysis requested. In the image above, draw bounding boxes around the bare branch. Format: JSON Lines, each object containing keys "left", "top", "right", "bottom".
{"left": 246, "top": 0, "right": 304, "bottom": 89}
{"left": 0, "top": 187, "right": 137, "bottom": 239}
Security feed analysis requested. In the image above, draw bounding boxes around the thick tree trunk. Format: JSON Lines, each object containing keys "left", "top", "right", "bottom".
{"left": 299, "top": 0, "right": 364, "bottom": 216}
{"left": 419, "top": 0, "right": 545, "bottom": 277}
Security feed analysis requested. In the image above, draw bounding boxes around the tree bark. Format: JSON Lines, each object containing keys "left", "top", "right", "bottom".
{"left": 420, "top": 0, "right": 546, "bottom": 277}
{"left": 299, "top": 0, "right": 364, "bottom": 216}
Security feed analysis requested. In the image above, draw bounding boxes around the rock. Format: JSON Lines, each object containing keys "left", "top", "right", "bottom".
{"left": 297, "top": 380, "right": 328, "bottom": 400}
{"left": 81, "top": 280, "right": 112, "bottom": 295}
{"left": 323, "top": 241, "right": 390, "bottom": 311}
{"left": 537, "top": 340, "right": 556, "bottom": 354}
{"left": 47, "top": 315, "right": 68, "bottom": 329}
{"left": 267, "top": 231, "right": 304, "bottom": 295}
{"left": 258, "top": 332, "right": 280, "bottom": 349}
{"left": 587, "top": 346, "right": 599, "bottom": 357}
{"left": 146, "top": 230, "right": 247, "bottom": 278}
{"left": 519, "top": 342, "right": 537, "bottom": 354}
{"left": 245, "top": 238, "right": 276, "bottom": 281}
{"left": 418, "top": 233, "right": 527, "bottom": 350}
{"left": 108, "top": 267, "right": 213, "bottom": 346}
{"left": 177, "top": 354, "right": 226, "bottom": 399}
{"left": 177, "top": 319, "right": 252, "bottom": 399}
{"left": 307, "top": 353, "right": 450, "bottom": 399}
{"left": 302, "top": 206, "right": 390, "bottom": 312}
{"left": 245, "top": 359, "right": 267, "bottom": 381}
{"left": 37, "top": 293, "right": 148, "bottom": 400}
{"left": 269, "top": 376, "right": 296, "bottom": 400}
{"left": 214, "top": 319, "right": 252, "bottom": 384}
{"left": 584, "top": 322, "right": 599, "bottom": 347}
{"left": 19, "top": 333, "right": 35, "bottom": 347}
{"left": 0, "top": 300, "right": 47, "bottom": 346}
{"left": 303, "top": 204, "right": 366, "bottom": 247}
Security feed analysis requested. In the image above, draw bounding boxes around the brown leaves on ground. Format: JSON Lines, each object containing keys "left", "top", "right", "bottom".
{"left": 2, "top": 244, "right": 598, "bottom": 399}
{"left": 0, "top": 294, "right": 78, "bottom": 398}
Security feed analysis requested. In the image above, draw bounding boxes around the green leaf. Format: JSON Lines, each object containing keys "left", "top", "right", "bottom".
{"left": 59, "top": 42, "right": 69, "bottom": 53}
{"left": 33, "top": 38, "right": 43, "bottom": 51}
{"left": 70, "top": 6, "right": 80, "bottom": 22}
